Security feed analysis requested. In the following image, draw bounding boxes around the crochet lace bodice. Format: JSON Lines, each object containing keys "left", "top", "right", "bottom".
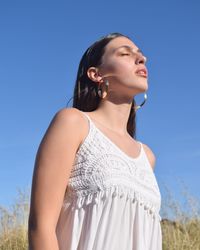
{"left": 63, "top": 111, "right": 162, "bottom": 221}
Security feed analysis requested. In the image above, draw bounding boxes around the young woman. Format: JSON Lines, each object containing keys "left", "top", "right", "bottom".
{"left": 28, "top": 32, "right": 162, "bottom": 250}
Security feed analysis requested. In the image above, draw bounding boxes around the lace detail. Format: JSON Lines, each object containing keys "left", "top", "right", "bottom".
{"left": 64, "top": 186, "right": 161, "bottom": 221}
{"left": 64, "top": 111, "right": 162, "bottom": 221}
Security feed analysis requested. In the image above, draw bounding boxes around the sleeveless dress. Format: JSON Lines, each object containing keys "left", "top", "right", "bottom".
{"left": 56, "top": 111, "right": 162, "bottom": 250}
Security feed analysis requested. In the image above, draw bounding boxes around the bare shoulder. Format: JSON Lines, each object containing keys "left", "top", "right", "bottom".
{"left": 53, "top": 107, "right": 83, "bottom": 124}
{"left": 40, "top": 107, "right": 85, "bottom": 151}
{"left": 141, "top": 142, "right": 156, "bottom": 171}
{"left": 52, "top": 107, "right": 87, "bottom": 144}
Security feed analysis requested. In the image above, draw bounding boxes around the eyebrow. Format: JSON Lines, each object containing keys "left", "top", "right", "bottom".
{"left": 112, "top": 45, "right": 144, "bottom": 55}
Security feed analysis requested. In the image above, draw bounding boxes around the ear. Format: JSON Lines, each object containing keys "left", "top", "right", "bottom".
{"left": 87, "top": 67, "right": 103, "bottom": 83}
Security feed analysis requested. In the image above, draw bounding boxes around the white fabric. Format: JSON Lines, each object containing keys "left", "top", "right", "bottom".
{"left": 56, "top": 111, "right": 162, "bottom": 250}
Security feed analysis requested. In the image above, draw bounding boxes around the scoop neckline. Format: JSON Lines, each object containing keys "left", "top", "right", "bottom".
{"left": 82, "top": 112, "right": 143, "bottom": 161}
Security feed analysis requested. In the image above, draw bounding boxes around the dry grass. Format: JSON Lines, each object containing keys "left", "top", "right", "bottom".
{"left": 0, "top": 187, "right": 30, "bottom": 250}
{"left": 160, "top": 180, "right": 200, "bottom": 250}
{"left": 0, "top": 182, "right": 200, "bottom": 250}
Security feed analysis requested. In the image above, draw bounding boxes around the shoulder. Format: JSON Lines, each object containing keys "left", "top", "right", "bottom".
{"left": 51, "top": 107, "right": 87, "bottom": 128}
{"left": 45, "top": 107, "right": 85, "bottom": 139}
{"left": 54, "top": 107, "right": 82, "bottom": 121}
{"left": 51, "top": 107, "right": 87, "bottom": 139}
{"left": 141, "top": 142, "right": 156, "bottom": 171}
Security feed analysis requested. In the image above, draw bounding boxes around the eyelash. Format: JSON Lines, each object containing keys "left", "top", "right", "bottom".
{"left": 121, "top": 53, "right": 131, "bottom": 56}
{"left": 120, "top": 52, "right": 147, "bottom": 62}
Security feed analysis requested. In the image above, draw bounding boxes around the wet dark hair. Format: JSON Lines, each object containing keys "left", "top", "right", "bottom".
{"left": 68, "top": 32, "right": 137, "bottom": 139}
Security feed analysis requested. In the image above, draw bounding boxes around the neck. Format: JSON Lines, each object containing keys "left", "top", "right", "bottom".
{"left": 94, "top": 99, "right": 133, "bottom": 136}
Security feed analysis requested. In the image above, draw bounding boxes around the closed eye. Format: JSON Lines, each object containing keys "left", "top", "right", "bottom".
{"left": 120, "top": 53, "right": 130, "bottom": 56}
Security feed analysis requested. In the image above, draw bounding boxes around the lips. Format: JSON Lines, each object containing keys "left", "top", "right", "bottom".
{"left": 135, "top": 67, "right": 148, "bottom": 78}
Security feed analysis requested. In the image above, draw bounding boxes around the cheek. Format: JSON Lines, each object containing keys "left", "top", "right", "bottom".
{"left": 102, "top": 59, "right": 134, "bottom": 74}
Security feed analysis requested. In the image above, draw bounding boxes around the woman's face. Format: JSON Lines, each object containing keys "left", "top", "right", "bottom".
{"left": 99, "top": 36, "right": 148, "bottom": 97}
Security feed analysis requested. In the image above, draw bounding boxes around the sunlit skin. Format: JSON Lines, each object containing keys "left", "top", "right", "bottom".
{"left": 99, "top": 37, "right": 148, "bottom": 98}
{"left": 87, "top": 36, "right": 148, "bottom": 135}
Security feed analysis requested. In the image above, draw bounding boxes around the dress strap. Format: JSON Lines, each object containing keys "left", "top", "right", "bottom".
{"left": 138, "top": 141, "right": 143, "bottom": 152}
{"left": 80, "top": 111, "right": 93, "bottom": 127}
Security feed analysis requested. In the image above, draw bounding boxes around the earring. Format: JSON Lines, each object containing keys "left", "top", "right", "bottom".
{"left": 97, "top": 83, "right": 102, "bottom": 98}
{"left": 134, "top": 93, "right": 147, "bottom": 111}
{"left": 97, "top": 79, "right": 109, "bottom": 98}
{"left": 102, "top": 79, "right": 109, "bottom": 99}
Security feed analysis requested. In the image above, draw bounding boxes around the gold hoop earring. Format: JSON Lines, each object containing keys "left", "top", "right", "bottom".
{"left": 98, "top": 79, "right": 109, "bottom": 98}
{"left": 102, "top": 79, "right": 109, "bottom": 99}
{"left": 134, "top": 93, "right": 147, "bottom": 111}
{"left": 97, "top": 83, "right": 102, "bottom": 98}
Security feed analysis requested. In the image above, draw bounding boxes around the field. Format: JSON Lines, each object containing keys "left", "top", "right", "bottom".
{"left": 0, "top": 183, "right": 200, "bottom": 250}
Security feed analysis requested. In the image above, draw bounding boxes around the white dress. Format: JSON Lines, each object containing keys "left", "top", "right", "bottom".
{"left": 56, "top": 111, "right": 162, "bottom": 250}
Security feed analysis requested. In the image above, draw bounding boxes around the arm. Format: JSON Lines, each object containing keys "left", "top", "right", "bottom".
{"left": 28, "top": 108, "right": 83, "bottom": 250}
{"left": 142, "top": 143, "right": 156, "bottom": 171}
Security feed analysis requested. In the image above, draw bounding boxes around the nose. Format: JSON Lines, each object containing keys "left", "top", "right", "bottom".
{"left": 136, "top": 54, "right": 147, "bottom": 65}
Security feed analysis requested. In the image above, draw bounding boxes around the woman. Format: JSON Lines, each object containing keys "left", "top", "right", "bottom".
{"left": 28, "top": 32, "right": 162, "bottom": 250}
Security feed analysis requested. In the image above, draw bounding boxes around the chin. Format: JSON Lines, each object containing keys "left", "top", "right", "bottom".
{"left": 132, "top": 78, "right": 148, "bottom": 91}
{"left": 143, "top": 84, "right": 148, "bottom": 92}
{"left": 140, "top": 81, "right": 148, "bottom": 91}
{"left": 137, "top": 83, "right": 148, "bottom": 92}
{"left": 133, "top": 85, "right": 148, "bottom": 96}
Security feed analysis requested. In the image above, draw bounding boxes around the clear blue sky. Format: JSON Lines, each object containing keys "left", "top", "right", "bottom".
{"left": 0, "top": 1, "right": 200, "bottom": 218}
